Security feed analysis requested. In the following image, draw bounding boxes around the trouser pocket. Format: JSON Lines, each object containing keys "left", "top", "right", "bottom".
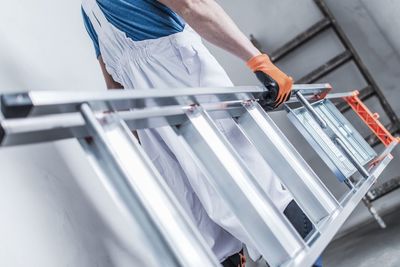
{"left": 174, "top": 43, "right": 200, "bottom": 75}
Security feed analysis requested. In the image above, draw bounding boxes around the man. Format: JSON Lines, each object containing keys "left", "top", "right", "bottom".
{"left": 81, "top": 1, "right": 320, "bottom": 266}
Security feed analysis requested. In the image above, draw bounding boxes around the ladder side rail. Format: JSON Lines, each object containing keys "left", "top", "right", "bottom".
{"left": 0, "top": 85, "right": 344, "bottom": 147}
{"left": 79, "top": 103, "right": 221, "bottom": 267}
{"left": 0, "top": 104, "right": 246, "bottom": 147}
{"left": 0, "top": 85, "right": 332, "bottom": 119}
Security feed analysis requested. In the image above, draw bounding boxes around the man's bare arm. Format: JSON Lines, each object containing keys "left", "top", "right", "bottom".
{"left": 98, "top": 56, "right": 140, "bottom": 140}
{"left": 98, "top": 56, "right": 124, "bottom": 89}
{"left": 158, "top": 0, "right": 293, "bottom": 107}
{"left": 158, "top": 0, "right": 261, "bottom": 61}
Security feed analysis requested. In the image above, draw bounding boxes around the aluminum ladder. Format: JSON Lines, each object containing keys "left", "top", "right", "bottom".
{"left": 0, "top": 84, "right": 397, "bottom": 267}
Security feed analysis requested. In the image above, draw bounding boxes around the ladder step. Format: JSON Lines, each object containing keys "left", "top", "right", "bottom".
{"left": 79, "top": 104, "right": 221, "bottom": 267}
{"left": 237, "top": 101, "right": 338, "bottom": 224}
{"left": 178, "top": 106, "right": 305, "bottom": 267}
{"left": 287, "top": 99, "right": 376, "bottom": 182}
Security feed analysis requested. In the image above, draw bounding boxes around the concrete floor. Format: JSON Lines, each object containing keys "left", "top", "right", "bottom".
{"left": 246, "top": 209, "right": 400, "bottom": 267}
{"left": 323, "top": 209, "right": 400, "bottom": 267}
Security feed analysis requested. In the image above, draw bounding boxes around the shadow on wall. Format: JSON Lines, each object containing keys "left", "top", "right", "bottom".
{"left": 0, "top": 140, "right": 149, "bottom": 267}
{"left": 0, "top": 37, "right": 41, "bottom": 91}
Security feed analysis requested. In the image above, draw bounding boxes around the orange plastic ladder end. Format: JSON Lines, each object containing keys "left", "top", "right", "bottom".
{"left": 314, "top": 84, "right": 333, "bottom": 100}
{"left": 344, "top": 91, "right": 397, "bottom": 147}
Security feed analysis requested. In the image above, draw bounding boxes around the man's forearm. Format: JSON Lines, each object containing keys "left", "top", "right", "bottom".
{"left": 159, "top": 0, "right": 261, "bottom": 61}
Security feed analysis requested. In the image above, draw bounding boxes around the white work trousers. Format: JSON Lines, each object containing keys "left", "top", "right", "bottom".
{"left": 82, "top": 0, "right": 293, "bottom": 262}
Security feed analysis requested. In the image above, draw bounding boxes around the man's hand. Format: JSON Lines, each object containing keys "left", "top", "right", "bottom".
{"left": 247, "top": 54, "right": 293, "bottom": 109}
{"left": 157, "top": 0, "right": 293, "bottom": 108}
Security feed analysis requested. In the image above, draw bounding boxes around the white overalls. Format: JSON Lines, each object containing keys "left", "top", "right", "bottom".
{"left": 82, "top": 0, "right": 293, "bottom": 262}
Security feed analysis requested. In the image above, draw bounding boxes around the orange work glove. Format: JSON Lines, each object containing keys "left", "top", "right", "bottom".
{"left": 247, "top": 54, "right": 293, "bottom": 109}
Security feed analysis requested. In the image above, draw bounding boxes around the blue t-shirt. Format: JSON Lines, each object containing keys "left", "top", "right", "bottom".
{"left": 82, "top": 0, "right": 186, "bottom": 58}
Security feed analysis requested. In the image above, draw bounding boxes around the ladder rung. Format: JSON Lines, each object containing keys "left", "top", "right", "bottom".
{"left": 237, "top": 102, "right": 338, "bottom": 224}
{"left": 287, "top": 99, "right": 376, "bottom": 182}
{"left": 179, "top": 106, "right": 305, "bottom": 266}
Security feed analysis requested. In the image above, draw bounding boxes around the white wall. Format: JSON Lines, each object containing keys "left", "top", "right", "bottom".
{"left": 0, "top": 1, "right": 160, "bottom": 266}
{"left": 0, "top": 0, "right": 104, "bottom": 92}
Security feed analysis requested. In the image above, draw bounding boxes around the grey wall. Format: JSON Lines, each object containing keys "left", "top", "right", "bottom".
{"left": 0, "top": 0, "right": 104, "bottom": 92}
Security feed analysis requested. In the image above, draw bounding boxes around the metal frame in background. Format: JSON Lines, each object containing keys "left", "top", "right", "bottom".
{"left": 250, "top": 0, "right": 400, "bottom": 144}
{"left": 250, "top": 0, "right": 400, "bottom": 228}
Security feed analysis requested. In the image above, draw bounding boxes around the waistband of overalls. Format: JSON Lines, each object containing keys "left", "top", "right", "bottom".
{"left": 120, "top": 25, "right": 202, "bottom": 59}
